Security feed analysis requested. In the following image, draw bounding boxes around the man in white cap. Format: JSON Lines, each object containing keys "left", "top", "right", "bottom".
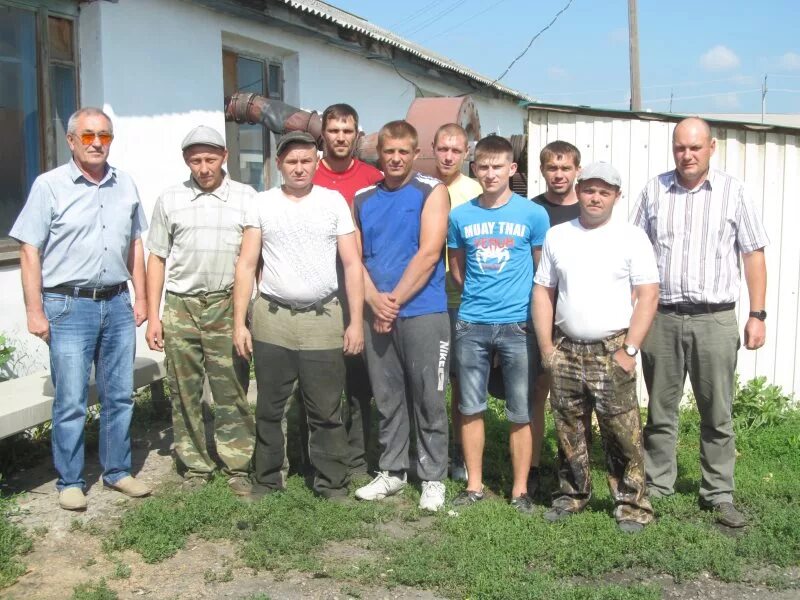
{"left": 146, "top": 125, "right": 256, "bottom": 492}
{"left": 533, "top": 162, "right": 659, "bottom": 532}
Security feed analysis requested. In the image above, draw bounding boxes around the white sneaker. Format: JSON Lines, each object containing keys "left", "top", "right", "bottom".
{"left": 355, "top": 471, "right": 407, "bottom": 501}
{"left": 419, "top": 480, "right": 446, "bottom": 512}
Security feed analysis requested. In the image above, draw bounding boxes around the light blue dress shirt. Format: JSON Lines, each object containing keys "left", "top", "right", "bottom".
{"left": 10, "top": 159, "right": 148, "bottom": 288}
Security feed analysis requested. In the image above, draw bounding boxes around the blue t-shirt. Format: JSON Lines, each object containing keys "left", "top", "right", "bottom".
{"left": 448, "top": 193, "right": 549, "bottom": 324}
{"left": 354, "top": 172, "right": 447, "bottom": 318}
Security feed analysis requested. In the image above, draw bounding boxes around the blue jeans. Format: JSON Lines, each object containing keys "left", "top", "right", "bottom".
{"left": 454, "top": 320, "right": 535, "bottom": 423}
{"left": 44, "top": 289, "right": 136, "bottom": 490}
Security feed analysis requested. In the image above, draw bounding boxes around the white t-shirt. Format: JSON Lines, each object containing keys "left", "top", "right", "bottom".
{"left": 244, "top": 185, "right": 355, "bottom": 307}
{"left": 534, "top": 218, "right": 659, "bottom": 341}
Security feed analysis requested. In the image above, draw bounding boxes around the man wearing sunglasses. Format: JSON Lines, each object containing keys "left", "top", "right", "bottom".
{"left": 11, "top": 107, "right": 150, "bottom": 511}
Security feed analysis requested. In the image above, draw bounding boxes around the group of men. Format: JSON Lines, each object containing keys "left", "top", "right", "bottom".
{"left": 12, "top": 104, "right": 767, "bottom": 531}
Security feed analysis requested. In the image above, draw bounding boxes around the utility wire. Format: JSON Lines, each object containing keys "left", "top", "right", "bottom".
{"left": 420, "top": 0, "right": 511, "bottom": 42}
{"left": 403, "top": 0, "right": 468, "bottom": 37}
{"left": 390, "top": 3, "right": 439, "bottom": 30}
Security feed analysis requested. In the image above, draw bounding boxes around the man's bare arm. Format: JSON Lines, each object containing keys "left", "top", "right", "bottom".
{"left": 613, "top": 282, "right": 659, "bottom": 373}
{"left": 128, "top": 238, "right": 147, "bottom": 326}
{"left": 232, "top": 227, "right": 262, "bottom": 359}
{"left": 390, "top": 183, "right": 449, "bottom": 306}
{"left": 742, "top": 248, "right": 767, "bottom": 350}
{"left": 145, "top": 254, "right": 166, "bottom": 351}
{"left": 532, "top": 284, "right": 556, "bottom": 365}
{"left": 19, "top": 243, "right": 49, "bottom": 342}
{"left": 338, "top": 231, "right": 365, "bottom": 354}
{"left": 448, "top": 248, "right": 465, "bottom": 290}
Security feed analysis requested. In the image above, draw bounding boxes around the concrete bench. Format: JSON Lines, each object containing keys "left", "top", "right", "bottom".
{"left": 0, "top": 346, "right": 167, "bottom": 440}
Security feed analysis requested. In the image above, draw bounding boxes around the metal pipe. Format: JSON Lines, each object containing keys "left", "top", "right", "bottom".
{"left": 224, "top": 92, "right": 323, "bottom": 142}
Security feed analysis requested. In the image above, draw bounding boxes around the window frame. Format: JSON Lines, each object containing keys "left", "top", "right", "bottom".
{"left": 0, "top": 0, "right": 79, "bottom": 265}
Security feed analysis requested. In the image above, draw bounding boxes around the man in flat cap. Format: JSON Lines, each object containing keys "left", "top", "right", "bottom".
{"left": 533, "top": 162, "right": 659, "bottom": 532}
{"left": 233, "top": 130, "right": 364, "bottom": 501}
{"left": 146, "top": 125, "right": 256, "bottom": 492}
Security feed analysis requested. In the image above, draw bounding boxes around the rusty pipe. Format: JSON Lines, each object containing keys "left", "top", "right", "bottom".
{"left": 224, "top": 92, "right": 323, "bottom": 142}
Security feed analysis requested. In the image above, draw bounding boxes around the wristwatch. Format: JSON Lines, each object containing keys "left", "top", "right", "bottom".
{"left": 749, "top": 310, "right": 767, "bottom": 321}
{"left": 624, "top": 344, "right": 638, "bottom": 357}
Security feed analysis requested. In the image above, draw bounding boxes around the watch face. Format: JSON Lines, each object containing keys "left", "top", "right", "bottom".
{"left": 625, "top": 345, "right": 637, "bottom": 357}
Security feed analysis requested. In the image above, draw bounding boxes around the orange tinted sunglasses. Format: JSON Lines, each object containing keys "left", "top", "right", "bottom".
{"left": 76, "top": 132, "right": 114, "bottom": 146}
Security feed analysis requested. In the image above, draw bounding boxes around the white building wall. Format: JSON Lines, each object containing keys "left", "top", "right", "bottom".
{"left": 527, "top": 108, "right": 800, "bottom": 399}
{"left": 0, "top": 0, "right": 527, "bottom": 355}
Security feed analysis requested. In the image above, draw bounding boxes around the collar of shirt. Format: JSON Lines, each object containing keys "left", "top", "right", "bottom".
{"left": 188, "top": 172, "right": 231, "bottom": 202}
{"left": 67, "top": 158, "right": 116, "bottom": 185}
{"left": 667, "top": 168, "right": 717, "bottom": 194}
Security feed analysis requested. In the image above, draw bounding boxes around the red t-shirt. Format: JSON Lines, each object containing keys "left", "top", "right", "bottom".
{"left": 313, "top": 159, "right": 383, "bottom": 205}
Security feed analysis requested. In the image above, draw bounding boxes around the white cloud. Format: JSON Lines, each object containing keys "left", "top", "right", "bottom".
{"left": 700, "top": 45, "right": 740, "bottom": 71}
{"left": 712, "top": 92, "right": 741, "bottom": 110}
{"left": 779, "top": 51, "right": 800, "bottom": 71}
{"left": 608, "top": 27, "right": 627, "bottom": 45}
{"left": 547, "top": 66, "right": 570, "bottom": 81}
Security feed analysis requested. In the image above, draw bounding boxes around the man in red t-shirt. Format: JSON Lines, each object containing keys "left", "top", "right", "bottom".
{"left": 312, "top": 103, "right": 383, "bottom": 475}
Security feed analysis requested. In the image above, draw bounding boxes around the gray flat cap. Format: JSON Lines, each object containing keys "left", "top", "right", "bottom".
{"left": 577, "top": 162, "right": 622, "bottom": 187}
{"left": 276, "top": 130, "right": 317, "bottom": 156}
{"left": 181, "top": 125, "right": 226, "bottom": 151}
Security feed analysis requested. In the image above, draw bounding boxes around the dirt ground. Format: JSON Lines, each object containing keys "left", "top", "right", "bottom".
{"left": 2, "top": 401, "right": 799, "bottom": 599}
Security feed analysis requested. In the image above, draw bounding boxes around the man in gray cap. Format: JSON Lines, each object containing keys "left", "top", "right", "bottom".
{"left": 145, "top": 125, "right": 256, "bottom": 492}
{"left": 533, "top": 162, "right": 659, "bottom": 532}
{"left": 233, "top": 130, "right": 363, "bottom": 501}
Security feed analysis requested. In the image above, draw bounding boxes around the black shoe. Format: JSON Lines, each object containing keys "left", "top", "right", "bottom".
{"left": 526, "top": 467, "right": 541, "bottom": 497}
{"left": 617, "top": 520, "right": 645, "bottom": 534}
{"left": 452, "top": 489, "right": 485, "bottom": 506}
{"left": 510, "top": 493, "right": 534, "bottom": 515}
{"left": 543, "top": 506, "right": 575, "bottom": 523}
{"left": 241, "top": 484, "right": 282, "bottom": 504}
{"left": 707, "top": 501, "right": 747, "bottom": 528}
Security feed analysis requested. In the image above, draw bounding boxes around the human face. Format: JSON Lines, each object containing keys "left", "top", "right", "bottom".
{"left": 540, "top": 154, "right": 578, "bottom": 196}
{"left": 576, "top": 179, "right": 620, "bottom": 228}
{"left": 277, "top": 145, "right": 318, "bottom": 193}
{"left": 471, "top": 152, "right": 517, "bottom": 196}
{"left": 67, "top": 114, "right": 113, "bottom": 173}
{"left": 672, "top": 119, "right": 716, "bottom": 187}
{"left": 433, "top": 133, "right": 468, "bottom": 183}
{"left": 379, "top": 136, "right": 419, "bottom": 183}
{"left": 322, "top": 116, "right": 357, "bottom": 161}
{"left": 184, "top": 145, "right": 228, "bottom": 191}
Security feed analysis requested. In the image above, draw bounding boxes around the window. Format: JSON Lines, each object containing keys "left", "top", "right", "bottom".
{"left": 223, "top": 50, "right": 284, "bottom": 191}
{"left": 0, "top": 1, "right": 78, "bottom": 249}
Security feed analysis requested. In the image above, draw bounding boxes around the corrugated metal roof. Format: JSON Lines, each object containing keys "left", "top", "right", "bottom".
{"left": 276, "top": 0, "right": 535, "bottom": 102}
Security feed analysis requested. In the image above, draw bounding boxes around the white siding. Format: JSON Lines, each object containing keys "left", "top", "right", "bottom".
{"left": 528, "top": 108, "right": 800, "bottom": 400}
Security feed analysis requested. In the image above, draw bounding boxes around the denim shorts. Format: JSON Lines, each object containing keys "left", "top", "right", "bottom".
{"left": 454, "top": 320, "right": 535, "bottom": 423}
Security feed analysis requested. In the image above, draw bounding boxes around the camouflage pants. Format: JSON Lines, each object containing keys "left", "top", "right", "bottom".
{"left": 163, "top": 290, "right": 255, "bottom": 477}
{"left": 549, "top": 330, "right": 653, "bottom": 524}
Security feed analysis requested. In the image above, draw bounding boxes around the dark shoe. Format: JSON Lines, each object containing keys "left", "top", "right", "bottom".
{"left": 526, "top": 467, "right": 541, "bottom": 497}
{"left": 241, "top": 484, "right": 282, "bottom": 504}
{"left": 510, "top": 493, "right": 534, "bottom": 515}
{"left": 618, "top": 520, "right": 645, "bottom": 534}
{"left": 708, "top": 501, "right": 747, "bottom": 528}
{"left": 452, "top": 489, "right": 485, "bottom": 507}
{"left": 227, "top": 476, "right": 253, "bottom": 497}
{"left": 543, "top": 506, "right": 575, "bottom": 523}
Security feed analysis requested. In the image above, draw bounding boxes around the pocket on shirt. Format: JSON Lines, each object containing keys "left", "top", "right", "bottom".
{"left": 43, "top": 294, "right": 72, "bottom": 324}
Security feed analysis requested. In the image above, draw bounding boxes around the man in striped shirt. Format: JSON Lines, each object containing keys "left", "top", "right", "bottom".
{"left": 631, "top": 117, "right": 769, "bottom": 528}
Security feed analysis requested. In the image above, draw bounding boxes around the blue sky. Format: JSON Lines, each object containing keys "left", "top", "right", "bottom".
{"left": 331, "top": 0, "right": 800, "bottom": 115}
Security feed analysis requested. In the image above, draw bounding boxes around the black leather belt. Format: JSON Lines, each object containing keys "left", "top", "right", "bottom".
{"left": 43, "top": 283, "right": 126, "bottom": 300}
{"left": 658, "top": 302, "right": 735, "bottom": 315}
{"left": 261, "top": 292, "right": 336, "bottom": 315}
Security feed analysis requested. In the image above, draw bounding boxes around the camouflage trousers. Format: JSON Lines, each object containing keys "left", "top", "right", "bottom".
{"left": 549, "top": 329, "right": 653, "bottom": 525}
{"left": 163, "top": 290, "right": 255, "bottom": 477}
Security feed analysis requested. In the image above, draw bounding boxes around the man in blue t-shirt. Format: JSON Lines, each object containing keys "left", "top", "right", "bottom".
{"left": 448, "top": 135, "right": 550, "bottom": 513}
{"left": 352, "top": 120, "right": 451, "bottom": 513}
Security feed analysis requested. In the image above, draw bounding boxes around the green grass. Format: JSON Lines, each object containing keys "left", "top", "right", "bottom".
{"left": 71, "top": 579, "right": 118, "bottom": 600}
{"left": 0, "top": 496, "right": 32, "bottom": 588}
{"left": 2, "top": 379, "right": 799, "bottom": 598}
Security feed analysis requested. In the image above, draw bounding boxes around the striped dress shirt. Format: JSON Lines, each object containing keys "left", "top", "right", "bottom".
{"left": 631, "top": 169, "right": 769, "bottom": 305}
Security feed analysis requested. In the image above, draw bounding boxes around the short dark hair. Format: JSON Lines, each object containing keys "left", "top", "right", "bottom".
{"left": 539, "top": 140, "right": 580, "bottom": 167}
{"left": 474, "top": 134, "right": 513, "bottom": 162}
{"left": 322, "top": 103, "right": 359, "bottom": 130}
{"left": 433, "top": 123, "right": 469, "bottom": 148}
{"left": 377, "top": 120, "right": 418, "bottom": 150}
